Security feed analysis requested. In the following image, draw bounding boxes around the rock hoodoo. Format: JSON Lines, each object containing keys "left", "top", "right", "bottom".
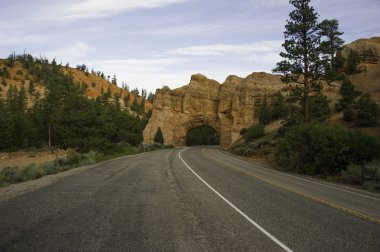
{"left": 143, "top": 72, "right": 283, "bottom": 149}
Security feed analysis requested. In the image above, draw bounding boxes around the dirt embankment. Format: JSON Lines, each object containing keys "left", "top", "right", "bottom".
{"left": 0, "top": 150, "right": 68, "bottom": 171}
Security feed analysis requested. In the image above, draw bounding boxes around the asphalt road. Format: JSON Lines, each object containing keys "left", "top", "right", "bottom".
{"left": 0, "top": 147, "right": 379, "bottom": 251}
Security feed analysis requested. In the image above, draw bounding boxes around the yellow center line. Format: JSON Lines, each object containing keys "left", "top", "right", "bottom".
{"left": 201, "top": 148, "right": 380, "bottom": 225}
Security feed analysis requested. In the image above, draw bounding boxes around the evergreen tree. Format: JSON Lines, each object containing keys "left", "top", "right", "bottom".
{"left": 259, "top": 95, "right": 271, "bottom": 125}
{"left": 147, "top": 92, "right": 155, "bottom": 103}
{"left": 131, "top": 95, "right": 140, "bottom": 113}
{"left": 354, "top": 93, "right": 379, "bottom": 126}
{"left": 318, "top": 19, "right": 344, "bottom": 80}
{"left": 154, "top": 127, "right": 164, "bottom": 145}
{"left": 141, "top": 89, "right": 147, "bottom": 100}
{"left": 272, "top": 91, "right": 288, "bottom": 120}
{"left": 113, "top": 92, "right": 121, "bottom": 110}
{"left": 346, "top": 49, "right": 360, "bottom": 75}
{"left": 336, "top": 77, "right": 355, "bottom": 112}
{"left": 309, "top": 92, "right": 331, "bottom": 122}
{"left": 273, "top": 0, "right": 326, "bottom": 123}
{"left": 124, "top": 94, "right": 130, "bottom": 107}
{"left": 111, "top": 75, "right": 117, "bottom": 85}
{"left": 29, "top": 80, "right": 35, "bottom": 95}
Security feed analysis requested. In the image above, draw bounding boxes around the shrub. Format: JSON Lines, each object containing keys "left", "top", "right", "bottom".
{"left": 0, "top": 166, "right": 21, "bottom": 183}
{"left": 244, "top": 123, "right": 265, "bottom": 143}
{"left": 231, "top": 143, "right": 258, "bottom": 157}
{"left": 276, "top": 123, "right": 380, "bottom": 176}
{"left": 140, "top": 143, "right": 163, "bottom": 152}
{"left": 232, "top": 145, "right": 246, "bottom": 156}
{"left": 342, "top": 161, "right": 380, "bottom": 192}
{"left": 342, "top": 164, "right": 363, "bottom": 184}
{"left": 65, "top": 151, "right": 86, "bottom": 167}
{"left": 19, "top": 164, "right": 45, "bottom": 181}
{"left": 41, "top": 161, "right": 59, "bottom": 175}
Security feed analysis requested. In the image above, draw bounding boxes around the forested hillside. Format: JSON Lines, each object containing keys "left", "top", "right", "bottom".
{"left": 0, "top": 53, "right": 153, "bottom": 152}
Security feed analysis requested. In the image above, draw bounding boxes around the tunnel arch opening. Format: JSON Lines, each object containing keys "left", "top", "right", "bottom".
{"left": 186, "top": 125, "right": 220, "bottom": 146}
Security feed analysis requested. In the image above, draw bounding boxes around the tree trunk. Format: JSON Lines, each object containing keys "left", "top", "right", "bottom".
{"left": 48, "top": 121, "right": 51, "bottom": 148}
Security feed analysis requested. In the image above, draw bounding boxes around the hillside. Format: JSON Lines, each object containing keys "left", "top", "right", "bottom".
{"left": 340, "top": 37, "right": 380, "bottom": 102}
{"left": 144, "top": 37, "right": 380, "bottom": 148}
{"left": 0, "top": 57, "right": 152, "bottom": 112}
{"left": 0, "top": 54, "right": 154, "bottom": 152}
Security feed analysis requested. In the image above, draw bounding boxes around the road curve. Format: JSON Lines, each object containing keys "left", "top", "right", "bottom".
{"left": 0, "top": 147, "right": 379, "bottom": 251}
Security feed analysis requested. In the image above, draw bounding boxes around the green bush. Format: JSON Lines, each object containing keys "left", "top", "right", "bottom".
{"left": 41, "top": 161, "right": 59, "bottom": 175}
{"left": 232, "top": 145, "right": 246, "bottom": 156}
{"left": 232, "top": 143, "right": 258, "bottom": 157}
{"left": 140, "top": 143, "right": 163, "bottom": 152}
{"left": 276, "top": 123, "right": 380, "bottom": 176}
{"left": 244, "top": 123, "right": 265, "bottom": 143}
{"left": 0, "top": 148, "right": 144, "bottom": 187}
{"left": 342, "top": 161, "right": 380, "bottom": 192}
{"left": 20, "top": 164, "right": 45, "bottom": 181}
{"left": 0, "top": 166, "right": 21, "bottom": 183}
{"left": 342, "top": 164, "right": 363, "bottom": 184}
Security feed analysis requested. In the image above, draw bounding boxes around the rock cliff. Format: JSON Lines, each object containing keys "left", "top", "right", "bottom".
{"left": 341, "top": 37, "right": 380, "bottom": 102}
{"left": 143, "top": 72, "right": 283, "bottom": 149}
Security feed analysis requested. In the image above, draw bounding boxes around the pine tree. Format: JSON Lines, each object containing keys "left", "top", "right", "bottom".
{"left": 112, "top": 75, "right": 117, "bottom": 85}
{"left": 336, "top": 77, "right": 355, "bottom": 112}
{"left": 154, "top": 127, "right": 164, "bottom": 145}
{"left": 113, "top": 92, "right": 121, "bottom": 110}
{"left": 259, "top": 95, "right": 271, "bottom": 125}
{"left": 147, "top": 92, "right": 154, "bottom": 103}
{"left": 273, "top": 0, "right": 326, "bottom": 123}
{"left": 354, "top": 93, "right": 379, "bottom": 126}
{"left": 318, "top": 19, "right": 344, "bottom": 80}
{"left": 309, "top": 92, "right": 331, "bottom": 122}
{"left": 347, "top": 49, "right": 360, "bottom": 75}
{"left": 272, "top": 91, "right": 287, "bottom": 120}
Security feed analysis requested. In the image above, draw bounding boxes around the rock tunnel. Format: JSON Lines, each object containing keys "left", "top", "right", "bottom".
{"left": 142, "top": 73, "right": 285, "bottom": 149}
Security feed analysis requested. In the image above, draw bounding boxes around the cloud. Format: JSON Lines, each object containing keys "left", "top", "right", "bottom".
{"left": 0, "top": 31, "right": 48, "bottom": 46}
{"left": 84, "top": 57, "right": 189, "bottom": 91}
{"left": 43, "top": 41, "right": 95, "bottom": 64}
{"left": 167, "top": 41, "right": 282, "bottom": 56}
{"left": 87, "top": 58, "right": 187, "bottom": 73}
{"left": 39, "top": 0, "right": 188, "bottom": 21}
{"left": 248, "top": 0, "right": 288, "bottom": 7}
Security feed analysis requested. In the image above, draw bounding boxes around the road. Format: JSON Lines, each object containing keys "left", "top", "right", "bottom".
{"left": 0, "top": 147, "right": 379, "bottom": 251}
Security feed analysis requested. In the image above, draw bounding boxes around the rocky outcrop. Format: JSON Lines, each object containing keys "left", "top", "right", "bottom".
{"left": 340, "top": 37, "right": 380, "bottom": 102}
{"left": 143, "top": 72, "right": 283, "bottom": 149}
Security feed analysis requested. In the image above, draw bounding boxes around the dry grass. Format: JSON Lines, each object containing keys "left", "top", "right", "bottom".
{"left": 0, "top": 150, "right": 68, "bottom": 171}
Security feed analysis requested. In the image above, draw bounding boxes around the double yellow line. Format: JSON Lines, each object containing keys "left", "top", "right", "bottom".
{"left": 202, "top": 149, "right": 380, "bottom": 225}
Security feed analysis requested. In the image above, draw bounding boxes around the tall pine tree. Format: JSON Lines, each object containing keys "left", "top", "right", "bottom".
{"left": 318, "top": 19, "right": 344, "bottom": 80}
{"left": 273, "top": 0, "right": 325, "bottom": 123}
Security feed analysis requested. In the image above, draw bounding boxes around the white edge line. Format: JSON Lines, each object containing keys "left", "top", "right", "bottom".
{"left": 217, "top": 150, "right": 380, "bottom": 201}
{"left": 178, "top": 148, "right": 293, "bottom": 252}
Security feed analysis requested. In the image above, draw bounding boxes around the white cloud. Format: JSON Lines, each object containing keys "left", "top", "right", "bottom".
{"left": 43, "top": 41, "right": 95, "bottom": 64}
{"left": 40, "top": 0, "right": 188, "bottom": 21}
{"left": 167, "top": 41, "right": 282, "bottom": 56}
{"left": 85, "top": 57, "right": 189, "bottom": 91}
{"left": 248, "top": 0, "right": 288, "bottom": 7}
{"left": 0, "top": 31, "right": 48, "bottom": 46}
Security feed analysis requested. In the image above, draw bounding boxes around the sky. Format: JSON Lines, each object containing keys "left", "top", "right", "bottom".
{"left": 0, "top": 0, "right": 379, "bottom": 93}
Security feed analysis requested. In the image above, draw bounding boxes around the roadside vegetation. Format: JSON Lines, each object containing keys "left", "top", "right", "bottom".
{"left": 0, "top": 143, "right": 169, "bottom": 187}
{"left": 232, "top": 0, "right": 380, "bottom": 192}
{"left": 0, "top": 53, "right": 151, "bottom": 152}
{"left": 0, "top": 53, "right": 172, "bottom": 187}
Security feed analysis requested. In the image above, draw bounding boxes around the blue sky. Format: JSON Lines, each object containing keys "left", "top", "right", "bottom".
{"left": 0, "top": 0, "right": 379, "bottom": 92}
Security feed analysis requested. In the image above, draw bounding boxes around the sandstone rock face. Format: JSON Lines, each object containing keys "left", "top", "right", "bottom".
{"left": 340, "top": 37, "right": 380, "bottom": 102}
{"left": 143, "top": 73, "right": 283, "bottom": 149}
